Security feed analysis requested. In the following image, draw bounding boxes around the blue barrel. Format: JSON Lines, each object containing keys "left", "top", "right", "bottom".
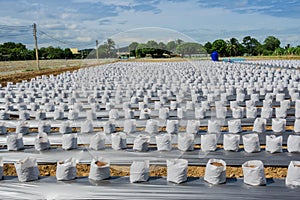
{"left": 211, "top": 51, "right": 219, "bottom": 61}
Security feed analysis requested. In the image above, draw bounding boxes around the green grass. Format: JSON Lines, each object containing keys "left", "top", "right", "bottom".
{"left": 23, "top": 68, "right": 35, "bottom": 72}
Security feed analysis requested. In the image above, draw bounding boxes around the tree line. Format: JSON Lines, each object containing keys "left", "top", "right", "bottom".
{"left": 0, "top": 42, "right": 75, "bottom": 61}
{"left": 86, "top": 38, "right": 206, "bottom": 58}
{"left": 204, "top": 36, "right": 300, "bottom": 57}
{"left": 128, "top": 39, "right": 206, "bottom": 58}
{"left": 1, "top": 35, "right": 300, "bottom": 61}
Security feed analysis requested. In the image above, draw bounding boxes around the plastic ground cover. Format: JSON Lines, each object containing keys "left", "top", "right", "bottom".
{"left": 0, "top": 147, "right": 297, "bottom": 166}
{"left": 0, "top": 176, "right": 299, "bottom": 199}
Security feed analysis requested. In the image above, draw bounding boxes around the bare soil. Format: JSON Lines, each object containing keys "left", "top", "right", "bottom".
{"left": 0, "top": 59, "right": 117, "bottom": 86}
{"left": 2, "top": 164, "right": 288, "bottom": 178}
{"left": 96, "top": 161, "right": 107, "bottom": 167}
{"left": 0, "top": 66, "right": 80, "bottom": 86}
{"left": 211, "top": 162, "right": 224, "bottom": 167}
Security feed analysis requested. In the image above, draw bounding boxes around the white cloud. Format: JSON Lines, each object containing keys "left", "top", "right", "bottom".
{"left": 75, "top": 36, "right": 93, "bottom": 42}
{"left": 101, "top": 0, "right": 300, "bottom": 45}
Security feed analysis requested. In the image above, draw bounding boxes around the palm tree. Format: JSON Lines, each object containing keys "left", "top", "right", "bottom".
{"left": 103, "top": 38, "right": 116, "bottom": 57}
{"left": 226, "top": 38, "right": 240, "bottom": 56}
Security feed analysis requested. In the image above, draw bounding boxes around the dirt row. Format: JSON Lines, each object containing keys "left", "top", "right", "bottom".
{"left": 0, "top": 66, "right": 81, "bottom": 87}
{"left": 3, "top": 164, "right": 287, "bottom": 178}
{"left": 0, "top": 59, "right": 118, "bottom": 86}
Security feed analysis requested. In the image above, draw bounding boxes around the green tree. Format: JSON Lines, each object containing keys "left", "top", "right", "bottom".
{"left": 166, "top": 41, "right": 176, "bottom": 52}
{"left": 226, "top": 38, "right": 241, "bottom": 56}
{"left": 101, "top": 38, "right": 116, "bottom": 58}
{"left": 129, "top": 42, "right": 139, "bottom": 51}
{"left": 264, "top": 36, "right": 281, "bottom": 52}
{"left": 0, "top": 42, "right": 29, "bottom": 61}
{"left": 176, "top": 42, "right": 206, "bottom": 57}
{"left": 285, "top": 47, "right": 295, "bottom": 55}
{"left": 146, "top": 40, "right": 158, "bottom": 49}
{"left": 135, "top": 43, "right": 148, "bottom": 58}
{"left": 204, "top": 42, "right": 213, "bottom": 54}
{"left": 175, "top": 39, "right": 184, "bottom": 46}
{"left": 242, "top": 36, "right": 261, "bottom": 56}
{"left": 295, "top": 46, "right": 300, "bottom": 55}
{"left": 211, "top": 39, "right": 227, "bottom": 57}
{"left": 158, "top": 42, "right": 167, "bottom": 50}
{"left": 64, "top": 48, "right": 74, "bottom": 59}
{"left": 273, "top": 47, "right": 284, "bottom": 56}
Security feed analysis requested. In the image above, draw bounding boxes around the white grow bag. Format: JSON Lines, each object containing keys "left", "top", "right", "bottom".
{"left": 286, "top": 161, "right": 300, "bottom": 186}
{"left": 34, "top": 132, "right": 50, "bottom": 151}
{"left": 111, "top": 132, "right": 127, "bottom": 150}
{"left": 223, "top": 134, "right": 240, "bottom": 152}
{"left": 103, "top": 121, "right": 115, "bottom": 134}
{"left": 15, "top": 157, "right": 39, "bottom": 182}
{"left": 242, "top": 133, "right": 260, "bottom": 153}
{"left": 228, "top": 119, "right": 241, "bottom": 134}
{"left": 62, "top": 133, "right": 78, "bottom": 150}
{"left": 186, "top": 120, "right": 200, "bottom": 134}
{"left": 204, "top": 159, "right": 226, "bottom": 185}
{"left": 133, "top": 134, "right": 150, "bottom": 152}
{"left": 201, "top": 134, "right": 218, "bottom": 152}
{"left": 81, "top": 120, "right": 93, "bottom": 133}
{"left": 156, "top": 134, "right": 172, "bottom": 151}
{"left": 7, "top": 133, "right": 24, "bottom": 151}
{"left": 167, "top": 159, "right": 188, "bottom": 184}
{"left": 59, "top": 122, "right": 72, "bottom": 134}
{"left": 56, "top": 158, "right": 77, "bottom": 181}
{"left": 208, "top": 120, "right": 220, "bottom": 134}
{"left": 294, "top": 119, "right": 300, "bottom": 133}
{"left": 89, "top": 158, "right": 110, "bottom": 181}
{"left": 89, "top": 132, "right": 106, "bottom": 150}
{"left": 266, "top": 135, "right": 282, "bottom": 153}
{"left": 145, "top": 119, "right": 159, "bottom": 134}
{"left": 130, "top": 160, "right": 149, "bottom": 183}
{"left": 287, "top": 135, "right": 300, "bottom": 153}
{"left": 242, "top": 160, "right": 266, "bottom": 186}
{"left": 178, "top": 132, "right": 194, "bottom": 151}
{"left": 166, "top": 120, "right": 179, "bottom": 134}
{"left": 139, "top": 108, "right": 151, "bottom": 120}
{"left": 253, "top": 118, "right": 266, "bottom": 133}
{"left": 246, "top": 106, "right": 257, "bottom": 119}
{"left": 272, "top": 118, "right": 286, "bottom": 133}
{"left": 124, "top": 119, "right": 136, "bottom": 134}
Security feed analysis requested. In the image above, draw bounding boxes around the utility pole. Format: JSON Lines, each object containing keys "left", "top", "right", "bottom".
{"left": 33, "top": 23, "right": 40, "bottom": 70}
{"left": 96, "top": 40, "right": 99, "bottom": 60}
{"left": 117, "top": 45, "right": 120, "bottom": 59}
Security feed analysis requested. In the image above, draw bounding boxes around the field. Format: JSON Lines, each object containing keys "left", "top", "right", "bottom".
{"left": 0, "top": 59, "right": 117, "bottom": 86}
{"left": 0, "top": 58, "right": 298, "bottom": 177}
{"left": 0, "top": 58, "right": 299, "bottom": 199}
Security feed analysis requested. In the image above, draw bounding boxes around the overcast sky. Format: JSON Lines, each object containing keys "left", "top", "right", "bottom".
{"left": 0, "top": 0, "right": 300, "bottom": 49}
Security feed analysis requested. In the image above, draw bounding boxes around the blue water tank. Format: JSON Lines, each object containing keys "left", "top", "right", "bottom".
{"left": 211, "top": 51, "right": 219, "bottom": 61}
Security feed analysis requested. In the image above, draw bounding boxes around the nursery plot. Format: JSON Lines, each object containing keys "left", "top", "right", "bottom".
{"left": 0, "top": 60, "right": 300, "bottom": 197}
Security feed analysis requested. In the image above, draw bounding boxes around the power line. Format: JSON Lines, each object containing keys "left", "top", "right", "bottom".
{"left": 37, "top": 30, "right": 72, "bottom": 46}
{"left": 0, "top": 24, "right": 31, "bottom": 29}
{"left": 0, "top": 24, "right": 96, "bottom": 49}
{"left": 37, "top": 29, "right": 95, "bottom": 49}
